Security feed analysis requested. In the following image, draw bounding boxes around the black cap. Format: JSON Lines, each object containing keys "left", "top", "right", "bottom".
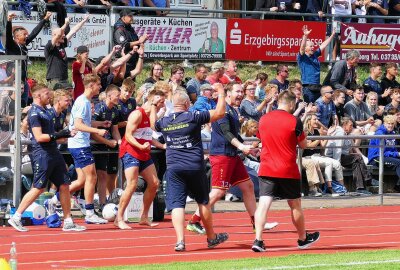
{"left": 120, "top": 9, "right": 135, "bottom": 17}
{"left": 53, "top": 82, "right": 74, "bottom": 90}
{"left": 76, "top": 45, "right": 89, "bottom": 54}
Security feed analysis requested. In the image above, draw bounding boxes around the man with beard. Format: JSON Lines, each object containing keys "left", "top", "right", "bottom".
{"left": 252, "top": 90, "right": 320, "bottom": 252}
{"left": 113, "top": 9, "right": 148, "bottom": 79}
{"left": 187, "top": 82, "right": 260, "bottom": 234}
{"left": 186, "top": 64, "right": 210, "bottom": 103}
{"left": 45, "top": 15, "right": 90, "bottom": 89}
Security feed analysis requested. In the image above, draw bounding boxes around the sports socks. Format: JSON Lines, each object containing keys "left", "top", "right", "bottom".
{"left": 85, "top": 203, "right": 95, "bottom": 216}
{"left": 190, "top": 213, "right": 201, "bottom": 224}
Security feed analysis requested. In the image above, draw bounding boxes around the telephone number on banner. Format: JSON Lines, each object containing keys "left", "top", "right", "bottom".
{"left": 144, "top": 52, "right": 225, "bottom": 60}
{"left": 380, "top": 54, "right": 400, "bottom": 61}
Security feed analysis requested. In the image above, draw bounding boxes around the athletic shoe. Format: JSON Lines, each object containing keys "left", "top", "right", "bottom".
{"left": 264, "top": 222, "right": 279, "bottom": 230}
{"left": 207, "top": 232, "right": 229, "bottom": 248}
{"left": 297, "top": 232, "right": 320, "bottom": 249}
{"left": 186, "top": 222, "right": 206, "bottom": 235}
{"left": 174, "top": 241, "right": 185, "bottom": 252}
{"left": 8, "top": 218, "right": 29, "bottom": 232}
{"left": 85, "top": 213, "right": 108, "bottom": 224}
{"left": 62, "top": 222, "right": 87, "bottom": 232}
{"left": 309, "top": 189, "right": 322, "bottom": 197}
{"left": 356, "top": 188, "right": 372, "bottom": 195}
{"left": 44, "top": 199, "right": 56, "bottom": 215}
{"left": 55, "top": 207, "right": 64, "bottom": 218}
{"left": 72, "top": 196, "right": 86, "bottom": 216}
{"left": 251, "top": 239, "right": 266, "bottom": 252}
{"left": 225, "top": 193, "right": 240, "bottom": 202}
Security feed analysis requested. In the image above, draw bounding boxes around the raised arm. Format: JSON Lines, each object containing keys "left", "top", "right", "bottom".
{"left": 66, "top": 14, "right": 90, "bottom": 42}
{"left": 209, "top": 83, "right": 226, "bottom": 122}
{"left": 299, "top": 25, "right": 311, "bottom": 55}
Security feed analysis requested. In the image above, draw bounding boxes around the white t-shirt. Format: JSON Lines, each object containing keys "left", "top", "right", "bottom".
{"left": 331, "top": 0, "right": 355, "bottom": 15}
{"left": 68, "top": 95, "right": 92, "bottom": 148}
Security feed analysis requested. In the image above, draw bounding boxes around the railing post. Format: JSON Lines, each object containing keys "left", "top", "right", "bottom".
{"left": 378, "top": 138, "right": 384, "bottom": 205}
{"left": 13, "top": 59, "right": 22, "bottom": 207}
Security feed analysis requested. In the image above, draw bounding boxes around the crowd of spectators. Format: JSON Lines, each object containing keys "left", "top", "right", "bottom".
{"left": 0, "top": 3, "right": 399, "bottom": 204}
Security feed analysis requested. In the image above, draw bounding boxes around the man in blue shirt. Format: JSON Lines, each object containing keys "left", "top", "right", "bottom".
{"left": 8, "top": 84, "right": 85, "bottom": 232}
{"left": 190, "top": 83, "right": 217, "bottom": 112}
{"left": 298, "top": 25, "right": 335, "bottom": 103}
{"left": 154, "top": 84, "right": 228, "bottom": 251}
{"left": 315, "top": 86, "right": 338, "bottom": 127}
{"left": 365, "top": 0, "right": 388, "bottom": 23}
{"left": 364, "top": 63, "right": 392, "bottom": 106}
{"left": 186, "top": 64, "right": 210, "bottom": 104}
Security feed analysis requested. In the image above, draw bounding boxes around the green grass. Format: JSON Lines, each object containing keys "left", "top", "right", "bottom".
{"left": 86, "top": 249, "right": 400, "bottom": 270}
{"left": 28, "top": 59, "right": 371, "bottom": 88}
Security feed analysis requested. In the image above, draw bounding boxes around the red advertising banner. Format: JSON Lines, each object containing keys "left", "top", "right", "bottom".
{"left": 225, "top": 19, "right": 326, "bottom": 62}
{"left": 341, "top": 23, "right": 400, "bottom": 63}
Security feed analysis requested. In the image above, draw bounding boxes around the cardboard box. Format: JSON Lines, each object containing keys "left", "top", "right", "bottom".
{"left": 124, "top": 192, "right": 153, "bottom": 223}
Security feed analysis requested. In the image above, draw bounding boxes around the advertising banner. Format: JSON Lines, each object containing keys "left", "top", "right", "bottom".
{"left": 341, "top": 23, "right": 400, "bottom": 63}
{"left": 111, "top": 14, "right": 226, "bottom": 60}
{"left": 12, "top": 11, "right": 109, "bottom": 58}
{"left": 225, "top": 19, "right": 326, "bottom": 62}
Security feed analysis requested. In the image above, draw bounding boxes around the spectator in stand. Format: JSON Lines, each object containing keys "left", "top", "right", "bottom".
{"left": 240, "top": 81, "right": 269, "bottom": 122}
{"left": 206, "top": 62, "right": 224, "bottom": 85}
{"left": 144, "top": 62, "right": 164, "bottom": 84}
{"left": 6, "top": 12, "right": 52, "bottom": 107}
{"left": 66, "top": 0, "right": 88, "bottom": 13}
{"left": 254, "top": 72, "right": 268, "bottom": 101}
{"left": 386, "top": 108, "right": 400, "bottom": 134}
{"left": 325, "top": 117, "right": 378, "bottom": 194}
{"left": 113, "top": 9, "right": 148, "bottom": 79}
{"left": 368, "top": 115, "right": 400, "bottom": 192}
{"left": 303, "top": 113, "right": 345, "bottom": 195}
{"left": 384, "top": 88, "right": 400, "bottom": 112}
{"left": 381, "top": 63, "right": 400, "bottom": 96}
{"left": 190, "top": 84, "right": 216, "bottom": 112}
{"left": 186, "top": 64, "right": 209, "bottom": 103}
{"left": 270, "top": 64, "right": 289, "bottom": 92}
{"left": 363, "top": 63, "right": 391, "bottom": 106}
{"left": 365, "top": 91, "right": 385, "bottom": 122}
{"left": 344, "top": 87, "right": 381, "bottom": 135}
{"left": 298, "top": 25, "right": 335, "bottom": 103}
{"left": 169, "top": 65, "right": 186, "bottom": 91}
{"left": 300, "top": 0, "right": 325, "bottom": 21}
{"left": 144, "top": 0, "right": 170, "bottom": 16}
{"left": 72, "top": 46, "right": 94, "bottom": 100}
{"left": 323, "top": 49, "right": 360, "bottom": 102}
{"left": 301, "top": 157, "right": 324, "bottom": 197}
{"left": 364, "top": 0, "right": 388, "bottom": 23}
{"left": 252, "top": 0, "right": 279, "bottom": 19}
{"left": 388, "top": 0, "right": 400, "bottom": 23}
{"left": 219, "top": 60, "right": 242, "bottom": 85}
{"left": 315, "top": 86, "right": 338, "bottom": 128}
{"left": 45, "top": 15, "right": 90, "bottom": 89}
{"left": 332, "top": 90, "right": 346, "bottom": 124}
{"left": 265, "top": 83, "right": 279, "bottom": 113}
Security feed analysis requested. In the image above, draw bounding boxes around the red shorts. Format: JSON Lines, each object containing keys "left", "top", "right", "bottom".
{"left": 209, "top": 155, "right": 250, "bottom": 190}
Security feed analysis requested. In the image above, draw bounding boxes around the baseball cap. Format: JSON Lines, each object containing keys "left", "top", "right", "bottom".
{"left": 211, "top": 61, "right": 224, "bottom": 72}
{"left": 120, "top": 9, "right": 135, "bottom": 17}
{"left": 200, "top": 84, "right": 213, "bottom": 92}
{"left": 53, "top": 82, "right": 74, "bottom": 90}
{"left": 76, "top": 45, "right": 89, "bottom": 54}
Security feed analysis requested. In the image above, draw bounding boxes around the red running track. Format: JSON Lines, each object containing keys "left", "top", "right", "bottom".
{"left": 0, "top": 205, "right": 400, "bottom": 270}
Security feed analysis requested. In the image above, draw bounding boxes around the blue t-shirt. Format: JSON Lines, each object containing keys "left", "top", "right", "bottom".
{"left": 117, "top": 98, "right": 137, "bottom": 136}
{"left": 186, "top": 78, "right": 210, "bottom": 97}
{"left": 269, "top": 78, "right": 289, "bottom": 92}
{"left": 210, "top": 104, "right": 242, "bottom": 156}
{"left": 93, "top": 101, "right": 120, "bottom": 140}
{"left": 49, "top": 107, "right": 67, "bottom": 132}
{"left": 315, "top": 97, "right": 337, "bottom": 127}
{"left": 363, "top": 76, "right": 382, "bottom": 95}
{"left": 68, "top": 95, "right": 92, "bottom": 149}
{"left": 28, "top": 104, "right": 57, "bottom": 152}
{"left": 155, "top": 110, "right": 210, "bottom": 170}
{"left": 297, "top": 48, "right": 321, "bottom": 85}
{"left": 367, "top": 0, "right": 389, "bottom": 23}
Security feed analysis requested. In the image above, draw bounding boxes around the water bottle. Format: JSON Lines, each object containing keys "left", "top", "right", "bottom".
{"left": 5, "top": 201, "right": 11, "bottom": 219}
{"left": 9, "top": 242, "right": 17, "bottom": 270}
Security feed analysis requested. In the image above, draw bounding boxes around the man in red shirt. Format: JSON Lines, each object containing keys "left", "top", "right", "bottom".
{"left": 252, "top": 91, "right": 320, "bottom": 252}
{"left": 219, "top": 60, "right": 242, "bottom": 85}
{"left": 72, "top": 46, "right": 93, "bottom": 100}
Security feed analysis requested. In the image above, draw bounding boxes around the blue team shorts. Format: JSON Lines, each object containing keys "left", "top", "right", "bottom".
{"left": 121, "top": 153, "right": 154, "bottom": 172}
{"left": 165, "top": 168, "right": 209, "bottom": 212}
{"left": 69, "top": 147, "right": 95, "bottom": 169}
{"left": 32, "top": 150, "right": 68, "bottom": 189}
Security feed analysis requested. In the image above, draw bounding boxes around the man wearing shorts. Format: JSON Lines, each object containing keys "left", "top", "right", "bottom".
{"left": 154, "top": 84, "right": 228, "bottom": 251}
{"left": 8, "top": 84, "right": 85, "bottom": 232}
{"left": 252, "top": 90, "right": 320, "bottom": 252}
{"left": 188, "top": 83, "right": 259, "bottom": 233}
{"left": 67, "top": 74, "right": 109, "bottom": 224}
{"left": 115, "top": 89, "right": 166, "bottom": 230}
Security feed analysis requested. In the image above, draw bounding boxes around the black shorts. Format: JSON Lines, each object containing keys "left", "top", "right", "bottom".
{"left": 32, "top": 150, "right": 68, "bottom": 189}
{"left": 93, "top": 145, "right": 119, "bottom": 174}
{"left": 165, "top": 169, "right": 209, "bottom": 211}
{"left": 258, "top": 176, "right": 301, "bottom": 200}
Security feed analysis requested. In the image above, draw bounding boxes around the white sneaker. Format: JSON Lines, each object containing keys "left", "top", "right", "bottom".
{"left": 264, "top": 222, "right": 279, "bottom": 230}
{"left": 225, "top": 193, "right": 240, "bottom": 202}
{"left": 8, "top": 217, "right": 29, "bottom": 232}
{"left": 85, "top": 213, "right": 108, "bottom": 224}
{"left": 63, "top": 222, "right": 87, "bottom": 232}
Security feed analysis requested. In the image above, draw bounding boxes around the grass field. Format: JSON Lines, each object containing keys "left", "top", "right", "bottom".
{"left": 29, "top": 59, "right": 372, "bottom": 89}
{"left": 87, "top": 249, "right": 400, "bottom": 270}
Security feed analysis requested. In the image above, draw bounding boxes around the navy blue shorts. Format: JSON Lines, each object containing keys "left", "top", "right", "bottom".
{"left": 121, "top": 153, "right": 153, "bottom": 173}
{"left": 165, "top": 168, "right": 209, "bottom": 212}
{"left": 32, "top": 150, "right": 68, "bottom": 189}
{"left": 69, "top": 147, "right": 95, "bottom": 169}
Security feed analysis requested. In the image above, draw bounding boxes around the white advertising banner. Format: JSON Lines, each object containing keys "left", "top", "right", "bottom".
{"left": 12, "top": 11, "right": 110, "bottom": 58}
{"left": 112, "top": 14, "right": 226, "bottom": 60}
